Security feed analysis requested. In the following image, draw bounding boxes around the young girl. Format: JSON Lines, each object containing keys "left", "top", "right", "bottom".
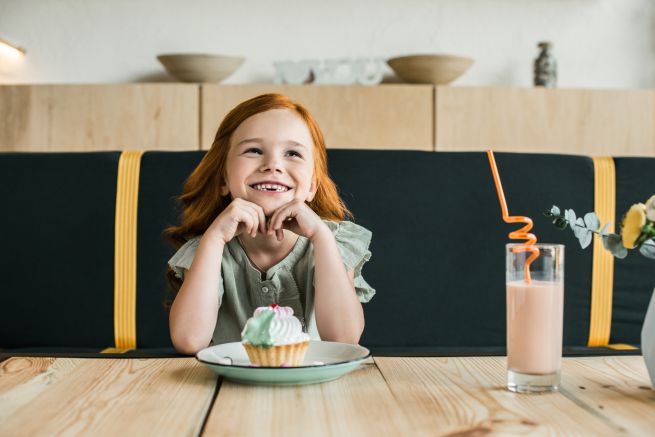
{"left": 166, "top": 93, "right": 375, "bottom": 355}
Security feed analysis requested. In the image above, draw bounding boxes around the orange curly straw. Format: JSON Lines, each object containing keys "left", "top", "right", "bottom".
{"left": 486, "top": 149, "right": 540, "bottom": 283}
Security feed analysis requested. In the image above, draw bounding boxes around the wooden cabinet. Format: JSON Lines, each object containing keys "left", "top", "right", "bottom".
{"left": 201, "top": 84, "right": 434, "bottom": 151}
{"left": 435, "top": 86, "right": 655, "bottom": 156}
{"left": 1, "top": 84, "right": 653, "bottom": 156}
{"left": 0, "top": 84, "right": 199, "bottom": 151}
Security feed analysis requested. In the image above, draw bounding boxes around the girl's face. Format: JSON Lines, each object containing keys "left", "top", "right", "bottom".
{"left": 222, "top": 109, "right": 317, "bottom": 216}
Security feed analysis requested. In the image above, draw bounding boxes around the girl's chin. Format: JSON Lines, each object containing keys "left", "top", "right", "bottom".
{"left": 251, "top": 199, "right": 285, "bottom": 216}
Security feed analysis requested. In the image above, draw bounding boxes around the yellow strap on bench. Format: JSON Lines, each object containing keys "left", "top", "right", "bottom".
{"left": 110, "top": 150, "right": 144, "bottom": 352}
{"left": 606, "top": 343, "right": 638, "bottom": 351}
{"left": 100, "top": 347, "right": 134, "bottom": 354}
{"left": 587, "top": 157, "right": 636, "bottom": 350}
{"left": 588, "top": 156, "right": 615, "bottom": 347}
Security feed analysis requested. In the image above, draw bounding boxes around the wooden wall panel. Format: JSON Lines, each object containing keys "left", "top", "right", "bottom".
{"left": 435, "top": 86, "right": 655, "bottom": 156}
{"left": 201, "top": 84, "right": 434, "bottom": 150}
{"left": 0, "top": 84, "right": 199, "bottom": 151}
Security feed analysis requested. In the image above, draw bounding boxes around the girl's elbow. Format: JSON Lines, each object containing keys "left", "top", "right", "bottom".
{"left": 171, "top": 334, "right": 210, "bottom": 355}
{"left": 326, "top": 325, "right": 364, "bottom": 345}
{"left": 328, "top": 333, "right": 361, "bottom": 344}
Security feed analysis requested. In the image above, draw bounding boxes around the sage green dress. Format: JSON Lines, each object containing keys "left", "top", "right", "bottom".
{"left": 168, "top": 220, "right": 375, "bottom": 345}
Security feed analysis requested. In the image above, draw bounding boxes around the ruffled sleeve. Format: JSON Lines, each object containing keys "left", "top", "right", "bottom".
{"left": 168, "top": 237, "right": 201, "bottom": 279}
{"left": 324, "top": 220, "right": 376, "bottom": 303}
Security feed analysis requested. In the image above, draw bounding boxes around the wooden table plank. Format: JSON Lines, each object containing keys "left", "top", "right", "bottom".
{"left": 0, "top": 357, "right": 218, "bottom": 437}
{"left": 1, "top": 355, "right": 651, "bottom": 436}
{"left": 560, "top": 356, "right": 655, "bottom": 435}
{"left": 374, "top": 356, "right": 619, "bottom": 435}
{"left": 203, "top": 359, "right": 414, "bottom": 437}
{"left": 0, "top": 357, "right": 82, "bottom": 422}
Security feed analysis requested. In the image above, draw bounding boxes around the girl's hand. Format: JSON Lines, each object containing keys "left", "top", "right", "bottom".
{"left": 267, "top": 200, "right": 329, "bottom": 242}
{"left": 206, "top": 198, "right": 267, "bottom": 244}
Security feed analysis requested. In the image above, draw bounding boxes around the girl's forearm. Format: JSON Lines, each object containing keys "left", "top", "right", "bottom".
{"left": 169, "top": 236, "right": 224, "bottom": 354}
{"left": 312, "top": 226, "right": 365, "bottom": 344}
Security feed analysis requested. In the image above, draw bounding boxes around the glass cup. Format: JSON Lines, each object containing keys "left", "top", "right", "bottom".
{"left": 506, "top": 243, "right": 564, "bottom": 393}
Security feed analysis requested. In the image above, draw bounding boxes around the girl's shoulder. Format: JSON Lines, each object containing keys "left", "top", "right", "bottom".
{"left": 171, "top": 236, "right": 202, "bottom": 258}
{"left": 322, "top": 220, "right": 373, "bottom": 272}
{"left": 323, "top": 219, "right": 372, "bottom": 243}
{"left": 168, "top": 236, "right": 202, "bottom": 278}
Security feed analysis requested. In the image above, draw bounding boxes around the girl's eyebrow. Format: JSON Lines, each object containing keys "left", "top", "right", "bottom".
{"left": 285, "top": 140, "right": 307, "bottom": 149}
{"left": 235, "top": 138, "right": 308, "bottom": 149}
{"left": 235, "top": 138, "right": 263, "bottom": 147}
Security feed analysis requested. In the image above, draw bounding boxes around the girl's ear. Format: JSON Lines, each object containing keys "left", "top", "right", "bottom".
{"left": 220, "top": 182, "right": 230, "bottom": 196}
{"left": 307, "top": 178, "right": 318, "bottom": 202}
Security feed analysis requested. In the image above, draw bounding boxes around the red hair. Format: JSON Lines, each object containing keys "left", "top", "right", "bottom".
{"left": 164, "top": 93, "right": 351, "bottom": 294}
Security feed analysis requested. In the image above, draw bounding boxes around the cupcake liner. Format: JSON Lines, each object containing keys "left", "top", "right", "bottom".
{"left": 243, "top": 341, "right": 310, "bottom": 367}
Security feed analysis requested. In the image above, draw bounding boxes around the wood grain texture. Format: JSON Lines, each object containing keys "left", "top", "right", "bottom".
{"left": 203, "top": 360, "right": 414, "bottom": 437}
{"left": 0, "top": 357, "right": 81, "bottom": 422}
{"left": 0, "top": 84, "right": 199, "bottom": 151}
{"left": 0, "top": 358, "right": 217, "bottom": 437}
{"left": 374, "top": 356, "right": 619, "bottom": 436}
{"left": 0, "top": 356, "right": 651, "bottom": 436}
{"left": 200, "top": 84, "right": 434, "bottom": 151}
{"left": 435, "top": 86, "right": 655, "bottom": 156}
{"left": 560, "top": 356, "right": 655, "bottom": 435}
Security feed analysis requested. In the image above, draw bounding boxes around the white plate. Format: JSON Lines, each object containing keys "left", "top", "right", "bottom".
{"left": 196, "top": 341, "right": 370, "bottom": 385}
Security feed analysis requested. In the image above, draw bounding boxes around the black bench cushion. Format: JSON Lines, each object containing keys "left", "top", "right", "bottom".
{"left": 1, "top": 152, "right": 119, "bottom": 348}
{"left": 2, "top": 150, "right": 653, "bottom": 354}
{"left": 136, "top": 152, "right": 202, "bottom": 348}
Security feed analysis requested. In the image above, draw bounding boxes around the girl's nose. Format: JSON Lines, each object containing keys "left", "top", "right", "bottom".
{"left": 260, "top": 154, "right": 283, "bottom": 173}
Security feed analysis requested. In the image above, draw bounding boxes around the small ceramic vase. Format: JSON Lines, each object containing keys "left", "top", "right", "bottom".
{"left": 534, "top": 41, "right": 557, "bottom": 88}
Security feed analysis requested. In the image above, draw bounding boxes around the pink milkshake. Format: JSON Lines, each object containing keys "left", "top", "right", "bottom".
{"left": 506, "top": 243, "right": 564, "bottom": 393}
{"left": 507, "top": 280, "right": 563, "bottom": 374}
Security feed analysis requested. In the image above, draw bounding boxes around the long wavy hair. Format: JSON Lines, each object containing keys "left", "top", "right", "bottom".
{"left": 164, "top": 93, "right": 351, "bottom": 297}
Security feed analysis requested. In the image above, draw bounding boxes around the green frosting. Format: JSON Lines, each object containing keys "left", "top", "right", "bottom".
{"left": 242, "top": 309, "right": 275, "bottom": 348}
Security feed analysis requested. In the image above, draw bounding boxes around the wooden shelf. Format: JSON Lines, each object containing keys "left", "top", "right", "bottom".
{"left": 1, "top": 84, "right": 653, "bottom": 156}
{"left": 435, "top": 86, "right": 655, "bottom": 156}
{"left": 0, "top": 84, "right": 199, "bottom": 151}
{"left": 201, "top": 84, "right": 434, "bottom": 151}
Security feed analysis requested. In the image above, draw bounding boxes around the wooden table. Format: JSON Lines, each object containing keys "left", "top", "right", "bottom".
{"left": 1, "top": 355, "right": 653, "bottom": 436}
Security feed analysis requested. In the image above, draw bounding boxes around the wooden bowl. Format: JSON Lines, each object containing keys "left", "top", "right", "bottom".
{"left": 157, "top": 53, "right": 245, "bottom": 83}
{"left": 387, "top": 54, "right": 473, "bottom": 85}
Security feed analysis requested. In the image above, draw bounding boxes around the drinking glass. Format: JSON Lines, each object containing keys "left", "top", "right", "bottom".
{"left": 506, "top": 243, "right": 564, "bottom": 393}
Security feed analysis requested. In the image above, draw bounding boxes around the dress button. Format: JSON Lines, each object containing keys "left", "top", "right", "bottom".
{"left": 262, "top": 286, "right": 269, "bottom": 293}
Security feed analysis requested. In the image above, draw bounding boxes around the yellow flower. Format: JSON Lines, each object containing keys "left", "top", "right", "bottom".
{"left": 621, "top": 203, "right": 646, "bottom": 249}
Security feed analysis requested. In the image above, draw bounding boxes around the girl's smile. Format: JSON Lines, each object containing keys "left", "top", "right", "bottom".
{"left": 249, "top": 180, "right": 291, "bottom": 193}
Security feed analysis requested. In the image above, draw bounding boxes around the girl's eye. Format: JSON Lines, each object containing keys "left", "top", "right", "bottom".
{"left": 244, "top": 148, "right": 263, "bottom": 155}
{"left": 286, "top": 150, "right": 303, "bottom": 158}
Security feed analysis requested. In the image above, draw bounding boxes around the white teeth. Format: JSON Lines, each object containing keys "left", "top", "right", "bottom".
{"left": 252, "top": 183, "right": 289, "bottom": 192}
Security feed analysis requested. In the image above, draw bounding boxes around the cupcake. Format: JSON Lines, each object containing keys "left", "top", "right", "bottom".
{"left": 241, "top": 304, "right": 310, "bottom": 367}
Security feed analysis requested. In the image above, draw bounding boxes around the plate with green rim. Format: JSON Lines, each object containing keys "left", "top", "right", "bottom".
{"left": 196, "top": 340, "right": 371, "bottom": 385}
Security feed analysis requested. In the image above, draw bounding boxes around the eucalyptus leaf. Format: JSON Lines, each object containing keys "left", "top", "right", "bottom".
{"left": 554, "top": 217, "right": 568, "bottom": 230}
{"left": 584, "top": 212, "right": 600, "bottom": 231}
{"left": 565, "top": 209, "right": 577, "bottom": 226}
{"left": 603, "top": 234, "right": 628, "bottom": 259}
{"left": 574, "top": 217, "right": 586, "bottom": 238}
{"left": 579, "top": 229, "right": 593, "bottom": 249}
{"left": 640, "top": 240, "right": 655, "bottom": 259}
{"left": 550, "top": 205, "right": 561, "bottom": 216}
{"left": 612, "top": 245, "right": 629, "bottom": 259}
{"left": 601, "top": 233, "right": 613, "bottom": 251}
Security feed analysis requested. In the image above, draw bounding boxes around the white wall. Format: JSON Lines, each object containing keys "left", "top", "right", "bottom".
{"left": 1, "top": 0, "right": 653, "bottom": 88}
